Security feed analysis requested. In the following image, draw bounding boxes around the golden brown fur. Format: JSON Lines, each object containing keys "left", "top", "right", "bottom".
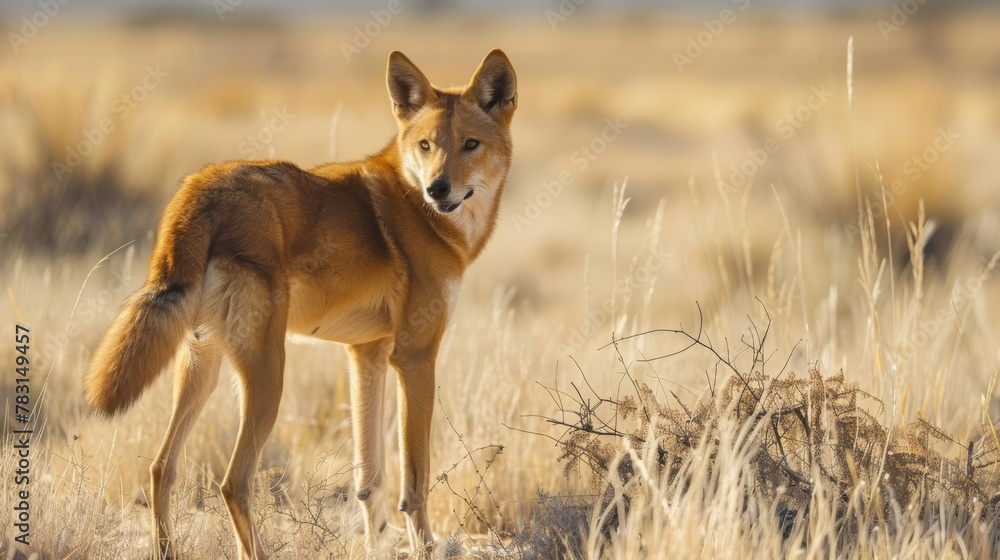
{"left": 84, "top": 49, "right": 517, "bottom": 559}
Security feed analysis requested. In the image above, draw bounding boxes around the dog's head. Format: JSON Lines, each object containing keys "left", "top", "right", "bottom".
{"left": 387, "top": 49, "right": 516, "bottom": 215}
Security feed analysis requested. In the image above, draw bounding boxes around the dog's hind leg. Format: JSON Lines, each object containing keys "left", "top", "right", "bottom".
{"left": 206, "top": 258, "right": 288, "bottom": 560}
{"left": 150, "top": 336, "right": 222, "bottom": 559}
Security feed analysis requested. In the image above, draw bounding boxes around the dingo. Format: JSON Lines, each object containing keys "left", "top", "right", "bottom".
{"left": 84, "top": 49, "right": 517, "bottom": 559}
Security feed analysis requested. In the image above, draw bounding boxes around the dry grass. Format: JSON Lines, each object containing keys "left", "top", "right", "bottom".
{"left": 2, "top": 12, "right": 1000, "bottom": 559}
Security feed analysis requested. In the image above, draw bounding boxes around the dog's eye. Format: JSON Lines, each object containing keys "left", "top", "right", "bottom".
{"left": 419, "top": 140, "right": 431, "bottom": 151}
{"left": 464, "top": 139, "right": 480, "bottom": 151}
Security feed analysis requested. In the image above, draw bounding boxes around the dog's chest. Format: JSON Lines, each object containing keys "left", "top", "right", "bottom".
{"left": 286, "top": 280, "right": 393, "bottom": 346}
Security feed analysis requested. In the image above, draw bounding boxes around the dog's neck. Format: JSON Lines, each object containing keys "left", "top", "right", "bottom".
{"left": 373, "top": 141, "right": 506, "bottom": 264}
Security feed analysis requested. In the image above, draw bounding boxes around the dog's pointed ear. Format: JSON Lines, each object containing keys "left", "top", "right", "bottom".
{"left": 387, "top": 51, "right": 435, "bottom": 121}
{"left": 464, "top": 49, "right": 517, "bottom": 123}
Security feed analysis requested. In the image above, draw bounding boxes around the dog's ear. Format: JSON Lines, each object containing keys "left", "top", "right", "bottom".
{"left": 387, "top": 51, "right": 436, "bottom": 121}
{"left": 464, "top": 49, "right": 517, "bottom": 124}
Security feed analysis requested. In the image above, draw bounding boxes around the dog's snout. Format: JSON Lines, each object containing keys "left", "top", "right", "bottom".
{"left": 426, "top": 178, "right": 451, "bottom": 200}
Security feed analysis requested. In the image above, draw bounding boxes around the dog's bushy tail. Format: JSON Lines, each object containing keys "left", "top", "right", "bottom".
{"left": 84, "top": 182, "right": 212, "bottom": 416}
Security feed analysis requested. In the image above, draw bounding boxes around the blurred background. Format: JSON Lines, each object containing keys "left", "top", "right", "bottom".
{"left": 4, "top": 0, "right": 999, "bottom": 367}
{"left": 2, "top": 0, "right": 1000, "bottom": 555}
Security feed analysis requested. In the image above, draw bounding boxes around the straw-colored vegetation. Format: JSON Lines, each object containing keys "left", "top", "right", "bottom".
{"left": 2, "top": 12, "right": 1000, "bottom": 559}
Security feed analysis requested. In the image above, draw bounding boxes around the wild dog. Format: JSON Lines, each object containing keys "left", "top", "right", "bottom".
{"left": 84, "top": 49, "right": 517, "bottom": 559}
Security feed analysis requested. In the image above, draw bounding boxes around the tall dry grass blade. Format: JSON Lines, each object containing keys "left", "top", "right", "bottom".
{"left": 32, "top": 241, "right": 135, "bottom": 430}
{"left": 740, "top": 178, "right": 755, "bottom": 297}
{"left": 874, "top": 158, "right": 898, "bottom": 351}
{"left": 610, "top": 178, "right": 630, "bottom": 348}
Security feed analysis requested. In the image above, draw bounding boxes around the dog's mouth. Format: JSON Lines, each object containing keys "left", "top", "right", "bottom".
{"left": 434, "top": 190, "right": 474, "bottom": 214}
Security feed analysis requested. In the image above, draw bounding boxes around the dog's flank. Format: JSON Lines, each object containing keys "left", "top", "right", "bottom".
{"left": 84, "top": 49, "right": 516, "bottom": 559}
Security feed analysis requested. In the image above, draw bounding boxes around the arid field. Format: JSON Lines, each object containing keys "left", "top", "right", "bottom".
{"left": 2, "top": 10, "right": 1000, "bottom": 559}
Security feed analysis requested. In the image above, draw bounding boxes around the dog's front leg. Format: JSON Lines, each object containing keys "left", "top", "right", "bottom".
{"left": 348, "top": 339, "right": 393, "bottom": 553}
{"left": 389, "top": 345, "right": 436, "bottom": 552}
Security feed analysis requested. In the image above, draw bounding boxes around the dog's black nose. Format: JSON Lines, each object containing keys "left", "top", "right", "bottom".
{"left": 427, "top": 178, "right": 451, "bottom": 200}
